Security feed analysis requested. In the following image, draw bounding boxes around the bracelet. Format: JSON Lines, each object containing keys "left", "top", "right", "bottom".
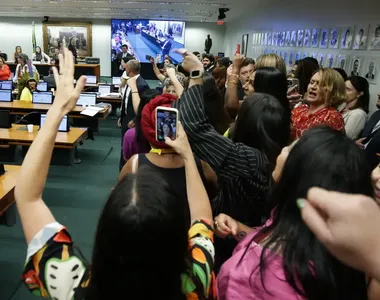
{"left": 132, "top": 91, "right": 138, "bottom": 94}
{"left": 228, "top": 80, "right": 238, "bottom": 85}
{"left": 231, "top": 73, "right": 239, "bottom": 78}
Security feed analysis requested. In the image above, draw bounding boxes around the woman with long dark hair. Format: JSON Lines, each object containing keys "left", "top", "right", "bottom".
{"left": 32, "top": 46, "right": 51, "bottom": 64}
{"left": 341, "top": 76, "right": 370, "bottom": 139}
{"left": 216, "top": 126, "right": 373, "bottom": 299}
{"left": 17, "top": 48, "right": 216, "bottom": 300}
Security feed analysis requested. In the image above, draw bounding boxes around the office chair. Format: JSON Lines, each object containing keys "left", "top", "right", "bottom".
{"left": 16, "top": 112, "right": 41, "bottom": 126}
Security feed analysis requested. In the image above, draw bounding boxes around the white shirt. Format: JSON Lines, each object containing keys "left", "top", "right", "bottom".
{"left": 124, "top": 74, "right": 140, "bottom": 115}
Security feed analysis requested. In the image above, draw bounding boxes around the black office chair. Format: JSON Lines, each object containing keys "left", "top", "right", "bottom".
{"left": 16, "top": 112, "right": 41, "bottom": 126}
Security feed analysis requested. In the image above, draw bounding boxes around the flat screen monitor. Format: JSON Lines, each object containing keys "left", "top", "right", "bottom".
{"left": 32, "top": 92, "right": 53, "bottom": 104}
{"left": 0, "top": 80, "right": 12, "bottom": 90}
{"left": 40, "top": 114, "right": 69, "bottom": 132}
{"left": 98, "top": 85, "right": 111, "bottom": 95}
{"left": 0, "top": 90, "right": 12, "bottom": 102}
{"left": 77, "top": 93, "right": 97, "bottom": 106}
{"left": 112, "top": 77, "right": 121, "bottom": 85}
{"left": 111, "top": 19, "right": 186, "bottom": 64}
{"left": 37, "top": 82, "right": 48, "bottom": 92}
{"left": 86, "top": 75, "right": 97, "bottom": 85}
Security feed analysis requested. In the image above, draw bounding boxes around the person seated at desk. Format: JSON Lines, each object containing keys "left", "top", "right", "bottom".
{"left": 32, "top": 46, "right": 50, "bottom": 64}
{"left": 19, "top": 78, "right": 37, "bottom": 102}
{"left": 0, "top": 56, "right": 11, "bottom": 80}
{"left": 43, "top": 67, "right": 56, "bottom": 89}
{"left": 13, "top": 54, "right": 39, "bottom": 84}
{"left": 13, "top": 46, "right": 22, "bottom": 63}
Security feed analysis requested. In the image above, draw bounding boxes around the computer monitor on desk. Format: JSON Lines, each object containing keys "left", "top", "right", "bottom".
{"left": 112, "top": 77, "right": 121, "bottom": 87}
{"left": 77, "top": 93, "right": 97, "bottom": 106}
{"left": 0, "top": 90, "right": 12, "bottom": 102}
{"left": 98, "top": 85, "right": 111, "bottom": 95}
{"left": 40, "top": 114, "right": 69, "bottom": 132}
{"left": 0, "top": 80, "right": 13, "bottom": 90}
{"left": 37, "top": 82, "right": 48, "bottom": 92}
{"left": 85, "top": 75, "right": 97, "bottom": 86}
{"left": 32, "top": 92, "right": 53, "bottom": 104}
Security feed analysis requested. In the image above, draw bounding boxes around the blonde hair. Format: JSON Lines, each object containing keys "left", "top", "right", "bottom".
{"left": 255, "top": 54, "right": 287, "bottom": 75}
{"left": 318, "top": 68, "right": 347, "bottom": 107}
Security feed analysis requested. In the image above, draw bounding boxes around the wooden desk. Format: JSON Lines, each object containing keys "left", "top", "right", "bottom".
{"left": 0, "top": 125, "right": 88, "bottom": 165}
{"left": 97, "top": 95, "right": 122, "bottom": 104}
{"left": 0, "top": 165, "right": 20, "bottom": 216}
{"left": 6, "top": 63, "right": 100, "bottom": 81}
{"left": 0, "top": 101, "right": 111, "bottom": 120}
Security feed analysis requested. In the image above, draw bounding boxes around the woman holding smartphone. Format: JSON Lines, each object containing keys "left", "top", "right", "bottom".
{"left": 17, "top": 48, "right": 216, "bottom": 300}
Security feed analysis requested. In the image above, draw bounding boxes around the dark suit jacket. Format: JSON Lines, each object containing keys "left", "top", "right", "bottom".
{"left": 116, "top": 52, "right": 134, "bottom": 67}
{"left": 160, "top": 39, "right": 172, "bottom": 52}
{"left": 361, "top": 110, "right": 380, "bottom": 168}
{"left": 121, "top": 76, "right": 150, "bottom": 125}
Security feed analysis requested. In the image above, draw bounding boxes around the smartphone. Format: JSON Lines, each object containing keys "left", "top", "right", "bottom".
{"left": 146, "top": 55, "right": 153, "bottom": 61}
{"left": 236, "top": 44, "right": 241, "bottom": 55}
{"left": 287, "top": 78, "right": 299, "bottom": 94}
{"left": 155, "top": 107, "right": 179, "bottom": 142}
{"left": 156, "top": 54, "right": 162, "bottom": 61}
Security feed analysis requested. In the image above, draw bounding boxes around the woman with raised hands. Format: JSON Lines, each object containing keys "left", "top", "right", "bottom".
{"left": 17, "top": 48, "right": 216, "bottom": 300}
{"left": 172, "top": 49, "right": 290, "bottom": 270}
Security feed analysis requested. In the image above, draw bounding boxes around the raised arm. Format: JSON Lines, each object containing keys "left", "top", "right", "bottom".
{"left": 15, "top": 48, "right": 86, "bottom": 244}
{"left": 43, "top": 52, "right": 51, "bottom": 64}
{"left": 150, "top": 55, "right": 165, "bottom": 82}
{"left": 174, "top": 50, "right": 261, "bottom": 180}
{"left": 166, "top": 67, "right": 184, "bottom": 97}
{"left": 126, "top": 77, "right": 141, "bottom": 113}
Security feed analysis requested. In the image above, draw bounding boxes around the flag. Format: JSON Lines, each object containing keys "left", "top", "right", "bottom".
{"left": 27, "top": 58, "right": 34, "bottom": 77}
{"left": 32, "top": 21, "right": 36, "bottom": 53}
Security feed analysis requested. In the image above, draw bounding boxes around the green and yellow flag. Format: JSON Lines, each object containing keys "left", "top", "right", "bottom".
{"left": 32, "top": 21, "right": 36, "bottom": 53}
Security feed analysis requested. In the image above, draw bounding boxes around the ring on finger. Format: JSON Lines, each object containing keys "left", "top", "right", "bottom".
{"left": 214, "top": 220, "right": 219, "bottom": 228}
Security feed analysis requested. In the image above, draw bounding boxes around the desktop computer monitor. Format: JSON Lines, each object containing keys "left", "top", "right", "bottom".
{"left": 112, "top": 77, "right": 121, "bottom": 86}
{"left": 40, "top": 114, "right": 69, "bottom": 132}
{"left": 0, "top": 90, "right": 12, "bottom": 102}
{"left": 86, "top": 75, "right": 97, "bottom": 85}
{"left": 37, "top": 82, "right": 48, "bottom": 92}
{"left": 77, "top": 93, "right": 97, "bottom": 106}
{"left": 98, "top": 85, "right": 111, "bottom": 95}
{"left": 32, "top": 92, "right": 53, "bottom": 104}
{"left": 0, "top": 80, "right": 13, "bottom": 90}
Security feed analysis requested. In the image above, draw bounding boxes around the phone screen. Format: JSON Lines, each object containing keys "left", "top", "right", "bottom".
{"left": 287, "top": 78, "right": 299, "bottom": 94}
{"left": 156, "top": 108, "right": 178, "bottom": 142}
{"left": 146, "top": 55, "right": 152, "bottom": 61}
{"left": 236, "top": 44, "right": 241, "bottom": 54}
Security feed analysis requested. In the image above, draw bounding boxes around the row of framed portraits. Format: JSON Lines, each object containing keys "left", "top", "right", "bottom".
{"left": 252, "top": 24, "right": 380, "bottom": 51}
{"left": 253, "top": 47, "right": 380, "bottom": 85}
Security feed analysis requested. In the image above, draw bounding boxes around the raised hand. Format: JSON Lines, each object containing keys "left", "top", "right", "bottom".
{"left": 214, "top": 213, "right": 239, "bottom": 238}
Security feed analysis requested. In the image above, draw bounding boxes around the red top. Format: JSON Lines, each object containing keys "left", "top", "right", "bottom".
{"left": 0, "top": 64, "right": 11, "bottom": 81}
{"left": 291, "top": 104, "right": 345, "bottom": 140}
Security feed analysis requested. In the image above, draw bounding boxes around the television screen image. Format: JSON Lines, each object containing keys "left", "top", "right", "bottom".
{"left": 111, "top": 19, "right": 186, "bottom": 64}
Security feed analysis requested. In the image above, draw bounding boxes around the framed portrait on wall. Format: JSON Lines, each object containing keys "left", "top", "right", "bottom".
{"left": 370, "top": 24, "right": 380, "bottom": 50}
{"left": 319, "top": 29, "right": 329, "bottom": 48}
{"left": 340, "top": 27, "right": 354, "bottom": 49}
{"left": 301, "top": 52, "right": 308, "bottom": 59}
{"left": 329, "top": 28, "right": 340, "bottom": 49}
{"left": 285, "top": 31, "right": 291, "bottom": 46}
{"left": 242, "top": 34, "right": 249, "bottom": 56}
{"left": 272, "top": 32, "right": 278, "bottom": 46}
{"left": 290, "top": 31, "right": 297, "bottom": 47}
{"left": 317, "top": 53, "right": 325, "bottom": 67}
{"left": 297, "top": 30, "right": 304, "bottom": 47}
{"left": 337, "top": 54, "right": 350, "bottom": 71}
{"left": 267, "top": 32, "right": 272, "bottom": 46}
{"left": 364, "top": 57, "right": 379, "bottom": 84}
{"left": 311, "top": 29, "right": 320, "bottom": 48}
{"left": 327, "top": 54, "right": 336, "bottom": 68}
{"left": 43, "top": 22, "right": 92, "bottom": 58}
{"left": 288, "top": 51, "right": 295, "bottom": 66}
{"left": 350, "top": 56, "right": 364, "bottom": 76}
{"left": 283, "top": 51, "right": 288, "bottom": 63}
{"left": 295, "top": 52, "right": 301, "bottom": 62}
{"left": 304, "top": 29, "right": 311, "bottom": 47}
{"left": 353, "top": 25, "right": 369, "bottom": 50}
{"left": 279, "top": 32, "right": 285, "bottom": 46}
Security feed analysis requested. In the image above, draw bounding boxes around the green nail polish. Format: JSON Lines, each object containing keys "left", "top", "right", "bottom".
{"left": 297, "top": 198, "right": 305, "bottom": 209}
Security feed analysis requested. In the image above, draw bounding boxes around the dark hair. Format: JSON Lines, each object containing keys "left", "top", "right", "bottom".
{"left": 347, "top": 76, "right": 370, "bottom": 113}
{"left": 231, "top": 93, "right": 291, "bottom": 169}
{"left": 121, "top": 44, "right": 128, "bottom": 48}
{"left": 202, "top": 53, "right": 214, "bottom": 63}
{"left": 86, "top": 166, "right": 190, "bottom": 300}
{"left": 135, "top": 89, "right": 161, "bottom": 148}
{"left": 176, "top": 63, "right": 190, "bottom": 77}
{"left": 202, "top": 74, "right": 231, "bottom": 134}
{"left": 121, "top": 56, "right": 129, "bottom": 64}
{"left": 333, "top": 68, "right": 348, "bottom": 81}
{"left": 296, "top": 58, "right": 319, "bottom": 95}
{"left": 250, "top": 126, "right": 371, "bottom": 300}
{"left": 216, "top": 57, "right": 231, "bottom": 68}
{"left": 253, "top": 67, "right": 289, "bottom": 114}
{"left": 193, "top": 51, "right": 200, "bottom": 56}
{"left": 242, "top": 57, "right": 255, "bottom": 68}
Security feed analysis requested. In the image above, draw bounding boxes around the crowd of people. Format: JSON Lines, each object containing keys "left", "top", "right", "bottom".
{"left": 12, "top": 45, "right": 380, "bottom": 300}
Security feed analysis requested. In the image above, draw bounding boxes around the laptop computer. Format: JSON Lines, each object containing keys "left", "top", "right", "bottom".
{"left": 85, "top": 75, "right": 98, "bottom": 86}
{"left": 37, "top": 82, "right": 48, "bottom": 92}
{"left": 32, "top": 92, "right": 54, "bottom": 104}
{"left": 77, "top": 93, "right": 97, "bottom": 106}
{"left": 98, "top": 85, "right": 111, "bottom": 95}
{"left": 0, "top": 80, "right": 13, "bottom": 90}
{"left": 0, "top": 90, "right": 12, "bottom": 102}
{"left": 112, "top": 77, "right": 121, "bottom": 86}
{"left": 40, "top": 114, "right": 69, "bottom": 132}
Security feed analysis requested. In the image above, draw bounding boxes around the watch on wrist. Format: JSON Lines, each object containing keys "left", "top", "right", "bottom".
{"left": 189, "top": 69, "right": 204, "bottom": 79}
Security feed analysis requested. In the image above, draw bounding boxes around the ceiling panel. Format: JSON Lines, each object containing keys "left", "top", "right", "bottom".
{"left": 0, "top": 0, "right": 250, "bottom": 22}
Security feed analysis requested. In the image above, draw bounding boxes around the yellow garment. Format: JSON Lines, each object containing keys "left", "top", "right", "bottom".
{"left": 20, "top": 87, "right": 33, "bottom": 103}
{"left": 150, "top": 147, "right": 176, "bottom": 155}
{"left": 223, "top": 128, "right": 230, "bottom": 137}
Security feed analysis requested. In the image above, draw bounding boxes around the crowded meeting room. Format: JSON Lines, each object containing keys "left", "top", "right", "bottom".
{"left": 1, "top": 0, "right": 380, "bottom": 299}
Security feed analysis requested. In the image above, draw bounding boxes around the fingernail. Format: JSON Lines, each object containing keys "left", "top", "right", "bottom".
{"left": 296, "top": 198, "right": 305, "bottom": 209}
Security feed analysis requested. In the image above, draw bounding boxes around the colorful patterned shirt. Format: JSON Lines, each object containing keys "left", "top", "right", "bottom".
{"left": 23, "top": 219, "right": 216, "bottom": 299}
{"left": 291, "top": 104, "right": 345, "bottom": 140}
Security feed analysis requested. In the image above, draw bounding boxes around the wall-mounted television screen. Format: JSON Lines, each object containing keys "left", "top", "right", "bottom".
{"left": 111, "top": 19, "right": 186, "bottom": 67}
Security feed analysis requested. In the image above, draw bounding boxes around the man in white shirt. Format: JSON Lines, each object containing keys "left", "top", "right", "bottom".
{"left": 116, "top": 44, "right": 134, "bottom": 76}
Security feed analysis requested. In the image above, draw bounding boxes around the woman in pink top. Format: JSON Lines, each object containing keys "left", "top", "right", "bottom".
{"left": 216, "top": 126, "right": 373, "bottom": 299}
